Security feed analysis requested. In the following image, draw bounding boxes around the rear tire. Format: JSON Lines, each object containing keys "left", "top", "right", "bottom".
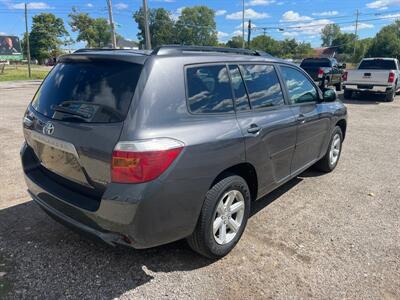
{"left": 385, "top": 90, "right": 395, "bottom": 102}
{"left": 187, "top": 175, "right": 251, "bottom": 259}
{"left": 315, "top": 126, "right": 343, "bottom": 172}
{"left": 335, "top": 82, "right": 342, "bottom": 92}
{"left": 343, "top": 89, "right": 352, "bottom": 99}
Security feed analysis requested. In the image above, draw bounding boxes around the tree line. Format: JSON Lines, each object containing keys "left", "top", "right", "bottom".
{"left": 22, "top": 5, "right": 400, "bottom": 63}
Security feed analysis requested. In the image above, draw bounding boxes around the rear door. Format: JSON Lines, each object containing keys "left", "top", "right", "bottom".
{"left": 278, "top": 65, "right": 330, "bottom": 173}
{"left": 229, "top": 64, "right": 297, "bottom": 195}
{"left": 23, "top": 57, "right": 143, "bottom": 190}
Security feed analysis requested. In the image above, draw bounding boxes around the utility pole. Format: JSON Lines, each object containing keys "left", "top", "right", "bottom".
{"left": 353, "top": 9, "right": 359, "bottom": 56}
{"left": 142, "top": 0, "right": 151, "bottom": 50}
{"left": 242, "top": 0, "right": 245, "bottom": 48}
{"left": 106, "top": 0, "right": 117, "bottom": 48}
{"left": 247, "top": 19, "right": 251, "bottom": 49}
{"left": 24, "top": 3, "right": 31, "bottom": 78}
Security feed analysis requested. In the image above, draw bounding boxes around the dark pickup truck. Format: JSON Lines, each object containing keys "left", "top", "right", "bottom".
{"left": 300, "top": 58, "right": 346, "bottom": 91}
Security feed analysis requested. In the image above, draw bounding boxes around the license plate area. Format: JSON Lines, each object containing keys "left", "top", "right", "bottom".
{"left": 29, "top": 132, "right": 89, "bottom": 186}
{"left": 357, "top": 85, "right": 373, "bottom": 89}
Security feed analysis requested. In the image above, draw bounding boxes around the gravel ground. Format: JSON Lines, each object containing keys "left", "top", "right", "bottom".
{"left": 0, "top": 82, "right": 399, "bottom": 299}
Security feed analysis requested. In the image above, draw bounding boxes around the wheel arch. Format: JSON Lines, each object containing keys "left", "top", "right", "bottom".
{"left": 336, "top": 119, "right": 347, "bottom": 140}
{"left": 210, "top": 163, "right": 258, "bottom": 201}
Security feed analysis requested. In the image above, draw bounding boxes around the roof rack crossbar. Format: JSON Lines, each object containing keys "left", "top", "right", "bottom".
{"left": 152, "top": 45, "right": 263, "bottom": 56}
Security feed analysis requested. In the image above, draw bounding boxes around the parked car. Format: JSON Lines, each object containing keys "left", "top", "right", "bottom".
{"left": 300, "top": 57, "right": 346, "bottom": 91}
{"left": 21, "top": 46, "right": 347, "bottom": 258}
{"left": 343, "top": 57, "right": 399, "bottom": 102}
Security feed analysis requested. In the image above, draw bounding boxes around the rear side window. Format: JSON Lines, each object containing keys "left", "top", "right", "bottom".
{"left": 239, "top": 64, "right": 284, "bottom": 109}
{"left": 358, "top": 59, "right": 397, "bottom": 70}
{"left": 280, "top": 66, "right": 318, "bottom": 104}
{"left": 31, "top": 61, "right": 142, "bottom": 123}
{"left": 186, "top": 65, "right": 234, "bottom": 114}
{"left": 228, "top": 65, "right": 250, "bottom": 111}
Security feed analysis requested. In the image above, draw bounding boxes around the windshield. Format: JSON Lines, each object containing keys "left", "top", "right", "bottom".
{"left": 300, "top": 59, "right": 331, "bottom": 68}
{"left": 358, "top": 59, "right": 397, "bottom": 70}
{"left": 31, "top": 61, "right": 142, "bottom": 123}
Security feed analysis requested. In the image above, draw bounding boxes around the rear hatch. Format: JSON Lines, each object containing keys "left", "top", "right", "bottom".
{"left": 348, "top": 59, "right": 396, "bottom": 85}
{"left": 23, "top": 54, "right": 143, "bottom": 197}
{"left": 300, "top": 58, "right": 331, "bottom": 80}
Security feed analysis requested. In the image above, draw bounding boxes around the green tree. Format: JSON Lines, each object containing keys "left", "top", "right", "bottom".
{"left": 279, "top": 38, "right": 298, "bottom": 58}
{"left": 133, "top": 7, "right": 175, "bottom": 48}
{"left": 331, "top": 32, "right": 356, "bottom": 61}
{"left": 29, "top": 13, "right": 68, "bottom": 63}
{"left": 353, "top": 38, "right": 373, "bottom": 63}
{"left": 367, "top": 21, "right": 400, "bottom": 58}
{"left": 250, "top": 35, "right": 280, "bottom": 55}
{"left": 226, "top": 36, "right": 245, "bottom": 48}
{"left": 294, "top": 41, "right": 313, "bottom": 59}
{"left": 69, "top": 9, "right": 111, "bottom": 48}
{"left": 174, "top": 6, "right": 218, "bottom": 46}
{"left": 321, "top": 24, "right": 341, "bottom": 47}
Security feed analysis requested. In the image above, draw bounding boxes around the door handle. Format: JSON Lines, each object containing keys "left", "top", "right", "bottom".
{"left": 247, "top": 124, "right": 261, "bottom": 134}
{"left": 297, "top": 114, "right": 306, "bottom": 124}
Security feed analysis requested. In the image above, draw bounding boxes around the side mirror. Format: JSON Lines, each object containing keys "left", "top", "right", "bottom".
{"left": 323, "top": 88, "right": 337, "bottom": 102}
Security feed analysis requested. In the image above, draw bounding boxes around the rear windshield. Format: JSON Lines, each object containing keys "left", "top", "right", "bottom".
{"left": 358, "top": 59, "right": 396, "bottom": 70}
{"left": 300, "top": 59, "right": 331, "bottom": 68}
{"left": 31, "top": 61, "right": 142, "bottom": 123}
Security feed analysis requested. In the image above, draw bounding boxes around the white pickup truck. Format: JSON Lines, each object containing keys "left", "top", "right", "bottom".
{"left": 343, "top": 57, "right": 399, "bottom": 102}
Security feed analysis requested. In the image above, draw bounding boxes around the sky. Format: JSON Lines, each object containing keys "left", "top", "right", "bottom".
{"left": 1, "top": 0, "right": 400, "bottom": 48}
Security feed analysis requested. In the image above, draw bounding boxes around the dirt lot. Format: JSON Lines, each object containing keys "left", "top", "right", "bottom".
{"left": 0, "top": 82, "right": 399, "bottom": 299}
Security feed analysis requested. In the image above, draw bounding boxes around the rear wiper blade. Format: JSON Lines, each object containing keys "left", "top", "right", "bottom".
{"left": 52, "top": 104, "right": 91, "bottom": 119}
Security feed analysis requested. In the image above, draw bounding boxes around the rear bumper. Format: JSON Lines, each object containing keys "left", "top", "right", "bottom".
{"left": 21, "top": 142, "right": 209, "bottom": 249}
{"left": 344, "top": 84, "right": 392, "bottom": 93}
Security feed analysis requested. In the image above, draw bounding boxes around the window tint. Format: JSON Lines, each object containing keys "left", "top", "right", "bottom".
{"left": 280, "top": 66, "right": 318, "bottom": 104}
{"left": 358, "top": 59, "right": 397, "bottom": 70}
{"left": 240, "top": 64, "right": 284, "bottom": 109}
{"left": 300, "top": 58, "right": 331, "bottom": 68}
{"left": 186, "top": 65, "right": 234, "bottom": 113}
{"left": 228, "top": 65, "right": 250, "bottom": 111}
{"left": 31, "top": 61, "right": 142, "bottom": 123}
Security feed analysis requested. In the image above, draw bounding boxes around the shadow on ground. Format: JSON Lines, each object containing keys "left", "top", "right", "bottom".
{"left": 0, "top": 172, "right": 311, "bottom": 299}
{"left": 339, "top": 91, "right": 389, "bottom": 105}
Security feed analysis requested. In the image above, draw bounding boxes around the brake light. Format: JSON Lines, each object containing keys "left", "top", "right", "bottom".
{"left": 388, "top": 71, "right": 395, "bottom": 83}
{"left": 342, "top": 71, "right": 348, "bottom": 82}
{"left": 317, "top": 68, "right": 324, "bottom": 79}
{"left": 111, "top": 138, "right": 184, "bottom": 183}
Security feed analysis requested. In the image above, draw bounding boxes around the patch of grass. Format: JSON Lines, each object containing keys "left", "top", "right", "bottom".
{"left": 0, "top": 65, "right": 50, "bottom": 82}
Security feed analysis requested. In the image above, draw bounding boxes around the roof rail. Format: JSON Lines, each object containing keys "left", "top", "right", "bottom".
{"left": 74, "top": 48, "right": 152, "bottom": 55}
{"left": 152, "top": 45, "right": 265, "bottom": 56}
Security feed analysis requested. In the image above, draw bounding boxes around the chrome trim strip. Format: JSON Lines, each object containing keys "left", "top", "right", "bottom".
{"left": 30, "top": 131, "right": 80, "bottom": 159}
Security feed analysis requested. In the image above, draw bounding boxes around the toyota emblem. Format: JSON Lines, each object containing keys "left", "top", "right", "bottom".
{"left": 42, "top": 122, "right": 55, "bottom": 135}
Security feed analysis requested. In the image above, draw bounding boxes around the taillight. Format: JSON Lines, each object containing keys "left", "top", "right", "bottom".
{"left": 342, "top": 71, "right": 348, "bottom": 82}
{"left": 317, "top": 68, "right": 324, "bottom": 79}
{"left": 111, "top": 138, "right": 184, "bottom": 183}
{"left": 388, "top": 71, "right": 395, "bottom": 83}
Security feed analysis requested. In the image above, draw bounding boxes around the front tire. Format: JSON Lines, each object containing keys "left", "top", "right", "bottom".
{"left": 315, "top": 126, "right": 343, "bottom": 172}
{"left": 187, "top": 175, "right": 251, "bottom": 259}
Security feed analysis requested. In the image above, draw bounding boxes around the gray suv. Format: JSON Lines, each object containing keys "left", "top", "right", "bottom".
{"left": 21, "top": 46, "right": 347, "bottom": 258}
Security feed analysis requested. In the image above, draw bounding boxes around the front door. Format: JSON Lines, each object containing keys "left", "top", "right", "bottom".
{"left": 278, "top": 65, "right": 331, "bottom": 174}
{"left": 229, "top": 64, "right": 298, "bottom": 196}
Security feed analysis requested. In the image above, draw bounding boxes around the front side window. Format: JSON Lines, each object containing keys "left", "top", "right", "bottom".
{"left": 280, "top": 66, "right": 318, "bottom": 104}
{"left": 186, "top": 65, "right": 234, "bottom": 114}
{"left": 239, "top": 64, "right": 284, "bottom": 109}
